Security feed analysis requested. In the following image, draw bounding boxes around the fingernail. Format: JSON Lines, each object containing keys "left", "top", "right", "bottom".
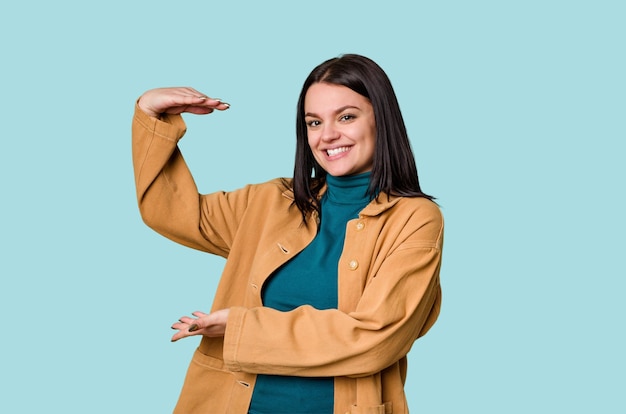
{"left": 188, "top": 324, "right": 199, "bottom": 332}
{"left": 221, "top": 102, "right": 231, "bottom": 108}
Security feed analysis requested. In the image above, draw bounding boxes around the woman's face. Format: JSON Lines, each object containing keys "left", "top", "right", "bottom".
{"left": 304, "top": 82, "right": 376, "bottom": 177}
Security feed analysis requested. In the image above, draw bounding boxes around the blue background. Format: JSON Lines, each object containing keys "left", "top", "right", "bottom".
{"left": 1, "top": 1, "right": 624, "bottom": 412}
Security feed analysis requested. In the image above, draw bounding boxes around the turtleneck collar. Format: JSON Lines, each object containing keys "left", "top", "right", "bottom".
{"left": 324, "top": 172, "right": 372, "bottom": 205}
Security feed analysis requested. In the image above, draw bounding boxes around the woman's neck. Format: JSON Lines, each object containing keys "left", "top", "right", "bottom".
{"left": 324, "top": 172, "right": 372, "bottom": 205}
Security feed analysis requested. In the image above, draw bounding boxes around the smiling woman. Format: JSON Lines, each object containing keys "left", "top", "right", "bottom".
{"left": 131, "top": 54, "right": 443, "bottom": 414}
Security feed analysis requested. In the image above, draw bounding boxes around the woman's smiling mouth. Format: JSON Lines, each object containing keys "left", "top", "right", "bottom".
{"left": 326, "top": 146, "right": 351, "bottom": 157}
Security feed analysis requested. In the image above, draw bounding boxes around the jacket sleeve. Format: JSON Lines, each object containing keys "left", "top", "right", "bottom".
{"left": 132, "top": 104, "right": 251, "bottom": 256}
{"left": 222, "top": 202, "right": 443, "bottom": 378}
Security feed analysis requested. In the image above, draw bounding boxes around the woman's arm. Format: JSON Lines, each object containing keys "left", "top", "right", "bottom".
{"left": 132, "top": 87, "right": 231, "bottom": 252}
{"left": 223, "top": 245, "right": 441, "bottom": 377}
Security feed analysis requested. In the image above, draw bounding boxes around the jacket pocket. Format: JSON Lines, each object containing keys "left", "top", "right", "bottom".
{"left": 190, "top": 346, "right": 230, "bottom": 371}
{"left": 350, "top": 401, "right": 393, "bottom": 414}
{"left": 173, "top": 349, "right": 237, "bottom": 414}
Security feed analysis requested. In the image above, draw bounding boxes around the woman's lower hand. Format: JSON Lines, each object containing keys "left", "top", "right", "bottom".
{"left": 138, "top": 87, "right": 230, "bottom": 118}
{"left": 171, "top": 308, "right": 230, "bottom": 342}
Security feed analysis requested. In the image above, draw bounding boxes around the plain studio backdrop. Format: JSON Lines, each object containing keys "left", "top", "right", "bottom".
{"left": 1, "top": 1, "right": 624, "bottom": 413}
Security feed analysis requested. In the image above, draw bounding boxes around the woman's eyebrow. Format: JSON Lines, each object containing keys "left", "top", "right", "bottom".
{"left": 305, "top": 105, "right": 361, "bottom": 118}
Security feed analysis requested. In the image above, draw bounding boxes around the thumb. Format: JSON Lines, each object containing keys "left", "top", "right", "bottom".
{"left": 188, "top": 310, "right": 209, "bottom": 332}
{"left": 188, "top": 324, "right": 200, "bottom": 332}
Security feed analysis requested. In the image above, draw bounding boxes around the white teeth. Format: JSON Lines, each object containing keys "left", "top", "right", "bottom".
{"left": 326, "top": 147, "right": 350, "bottom": 156}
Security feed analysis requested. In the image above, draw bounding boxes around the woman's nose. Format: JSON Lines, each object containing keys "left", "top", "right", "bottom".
{"left": 321, "top": 123, "right": 340, "bottom": 142}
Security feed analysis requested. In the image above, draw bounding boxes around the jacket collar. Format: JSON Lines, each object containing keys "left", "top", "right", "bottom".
{"left": 281, "top": 184, "right": 401, "bottom": 218}
{"left": 359, "top": 194, "right": 402, "bottom": 217}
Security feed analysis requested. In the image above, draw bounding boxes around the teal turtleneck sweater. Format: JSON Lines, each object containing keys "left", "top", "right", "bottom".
{"left": 248, "top": 172, "right": 373, "bottom": 414}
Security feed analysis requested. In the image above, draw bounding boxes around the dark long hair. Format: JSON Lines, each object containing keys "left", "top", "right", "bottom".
{"left": 292, "top": 54, "right": 433, "bottom": 222}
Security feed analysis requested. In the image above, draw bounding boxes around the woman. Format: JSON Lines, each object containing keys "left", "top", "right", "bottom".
{"left": 132, "top": 54, "right": 443, "bottom": 414}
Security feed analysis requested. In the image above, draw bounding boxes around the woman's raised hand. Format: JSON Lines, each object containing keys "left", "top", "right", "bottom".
{"left": 138, "top": 87, "right": 230, "bottom": 118}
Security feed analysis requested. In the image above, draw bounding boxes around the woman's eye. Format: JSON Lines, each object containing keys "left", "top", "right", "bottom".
{"left": 307, "top": 120, "right": 321, "bottom": 127}
{"left": 340, "top": 114, "right": 355, "bottom": 122}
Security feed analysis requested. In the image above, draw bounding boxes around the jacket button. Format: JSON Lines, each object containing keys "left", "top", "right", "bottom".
{"left": 349, "top": 260, "right": 359, "bottom": 270}
{"left": 356, "top": 221, "right": 364, "bottom": 230}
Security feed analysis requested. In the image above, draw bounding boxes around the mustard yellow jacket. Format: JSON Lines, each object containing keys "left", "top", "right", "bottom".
{"left": 132, "top": 105, "right": 444, "bottom": 414}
